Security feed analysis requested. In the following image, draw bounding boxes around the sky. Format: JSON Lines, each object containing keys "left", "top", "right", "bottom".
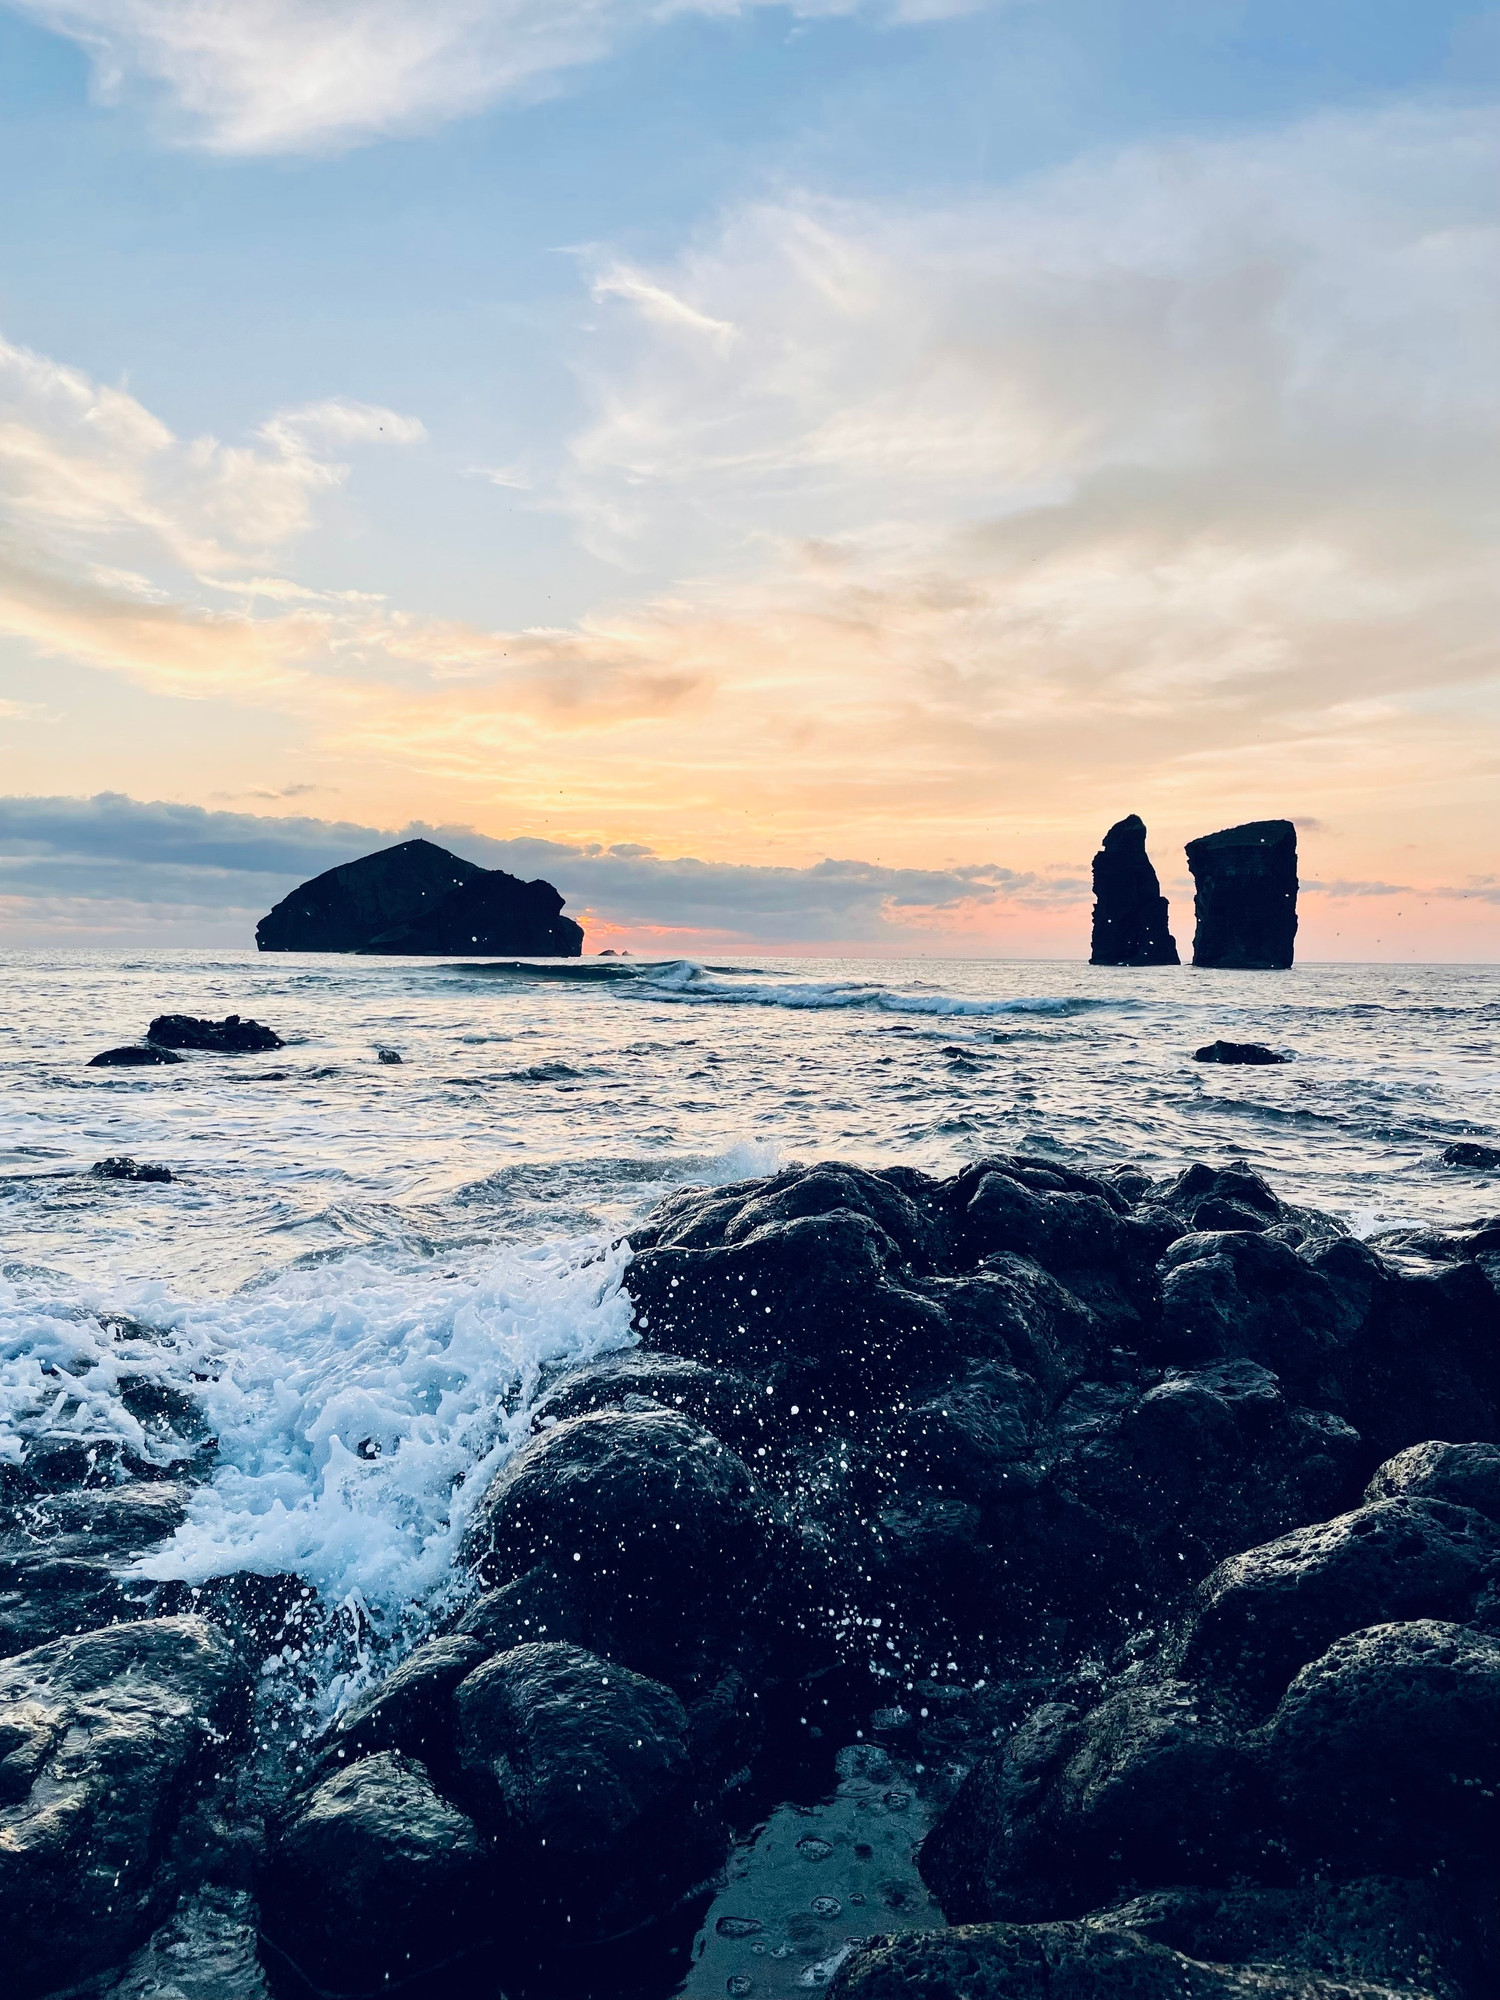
{"left": 0, "top": 1, "right": 1496, "bottom": 956}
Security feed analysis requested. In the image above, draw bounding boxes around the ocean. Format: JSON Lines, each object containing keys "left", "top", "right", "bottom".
{"left": 3, "top": 948, "right": 1498, "bottom": 1989}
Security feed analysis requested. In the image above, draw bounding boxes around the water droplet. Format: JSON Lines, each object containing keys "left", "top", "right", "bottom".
{"left": 811, "top": 1896, "right": 842, "bottom": 1919}
{"left": 796, "top": 1835, "right": 834, "bottom": 1862}
{"left": 883, "top": 1789, "right": 912, "bottom": 1812}
{"left": 726, "top": 1978, "right": 754, "bottom": 1997}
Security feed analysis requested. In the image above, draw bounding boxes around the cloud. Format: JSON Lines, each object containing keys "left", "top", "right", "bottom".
{"left": 0, "top": 792, "right": 1055, "bottom": 943}
{"left": 13, "top": 0, "right": 974, "bottom": 154}
{"left": 0, "top": 99, "right": 1496, "bottom": 901}
{"left": 0, "top": 340, "right": 426, "bottom": 583}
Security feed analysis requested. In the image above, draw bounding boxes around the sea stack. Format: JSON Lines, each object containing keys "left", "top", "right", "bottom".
{"left": 257, "top": 838, "right": 583, "bottom": 956}
{"left": 1186, "top": 819, "right": 1298, "bottom": 969}
{"left": 1089, "top": 815, "right": 1179, "bottom": 965}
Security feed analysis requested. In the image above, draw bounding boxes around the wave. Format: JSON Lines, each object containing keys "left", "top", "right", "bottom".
{"left": 459, "top": 957, "right": 1133, "bottom": 1019}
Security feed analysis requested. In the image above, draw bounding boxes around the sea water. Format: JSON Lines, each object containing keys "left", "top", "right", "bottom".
{"left": 3, "top": 948, "right": 1498, "bottom": 1650}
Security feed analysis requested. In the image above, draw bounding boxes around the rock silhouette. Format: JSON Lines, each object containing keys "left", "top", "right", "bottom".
{"left": 1194, "top": 1041, "right": 1286, "bottom": 1065}
{"left": 257, "top": 838, "right": 480, "bottom": 951}
{"left": 1089, "top": 816, "right": 1179, "bottom": 965}
{"left": 1186, "top": 821, "right": 1298, "bottom": 969}
{"left": 148, "top": 1013, "right": 283, "bottom": 1052}
{"left": 361, "top": 867, "right": 584, "bottom": 957}
{"left": 256, "top": 838, "right": 583, "bottom": 956}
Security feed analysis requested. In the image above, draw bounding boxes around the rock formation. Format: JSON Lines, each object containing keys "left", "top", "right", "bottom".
{"left": 360, "top": 867, "right": 584, "bottom": 957}
{"left": 1194, "top": 1040, "right": 1287, "bottom": 1065}
{"left": 147, "top": 1013, "right": 283, "bottom": 1052}
{"left": 1089, "top": 816, "right": 1179, "bottom": 965}
{"left": 1186, "top": 820, "right": 1298, "bottom": 969}
{"left": 10, "top": 1151, "right": 1500, "bottom": 1997}
{"left": 255, "top": 837, "right": 583, "bottom": 956}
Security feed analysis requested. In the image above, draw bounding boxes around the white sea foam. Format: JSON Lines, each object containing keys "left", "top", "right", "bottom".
{"left": 619, "top": 960, "right": 1128, "bottom": 1016}
{"left": 3, "top": 1239, "right": 637, "bottom": 1626}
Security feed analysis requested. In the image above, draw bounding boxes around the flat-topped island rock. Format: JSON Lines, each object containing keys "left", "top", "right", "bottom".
{"left": 1187, "top": 819, "right": 1299, "bottom": 969}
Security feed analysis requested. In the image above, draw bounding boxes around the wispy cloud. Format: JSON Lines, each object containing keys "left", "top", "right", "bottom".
{"left": 12, "top": 1, "right": 974, "bottom": 154}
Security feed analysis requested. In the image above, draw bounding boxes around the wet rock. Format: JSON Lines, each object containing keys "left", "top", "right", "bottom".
{"left": 1194, "top": 1040, "right": 1288, "bottom": 1065}
{"left": 262, "top": 1750, "right": 486, "bottom": 1995}
{"left": 829, "top": 1916, "right": 1407, "bottom": 2000}
{"left": 88, "top": 1044, "right": 182, "bottom": 1067}
{"left": 100, "top": 1885, "right": 270, "bottom": 2000}
{"left": 921, "top": 1681, "right": 1264, "bottom": 1924}
{"left": 1186, "top": 819, "right": 1298, "bottom": 970}
{"left": 1364, "top": 1440, "right": 1500, "bottom": 1520}
{"left": 146, "top": 1013, "right": 283, "bottom": 1052}
{"left": 256, "top": 837, "right": 483, "bottom": 952}
{"left": 361, "top": 864, "right": 584, "bottom": 956}
{"left": 1440, "top": 1141, "right": 1500, "bottom": 1171}
{"left": 0, "top": 1616, "right": 248, "bottom": 1999}
{"left": 1103, "top": 1877, "right": 1477, "bottom": 2000}
{"left": 1183, "top": 1497, "right": 1500, "bottom": 1706}
{"left": 319, "top": 1632, "right": 488, "bottom": 1771}
{"left": 1155, "top": 1229, "right": 1352, "bottom": 1384}
{"left": 1089, "top": 815, "right": 1179, "bottom": 967}
{"left": 465, "top": 1409, "right": 768, "bottom": 1685}
{"left": 1154, "top": 1161, "right": 1287, "bottom": 1234}
{"left": 1267, "top": 1619, "right": 1500, "bottom": 1870}
{"left": 531, "top": 1350, "right": 765, "bottom": 1450}
{"left": 453, "top": 1640, "right": 721, "bottom": 1937}
{"left": 375, "top": 1046, "right": 402, "bottom": 1063}
{"left": 90, "top": 1155, "right": 175, "bottom": 1182}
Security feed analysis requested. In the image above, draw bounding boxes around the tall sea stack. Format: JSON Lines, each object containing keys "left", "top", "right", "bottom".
{"left": 1186, "top": 819, "right": 1298, "bottom": 969}
{"left": 1089, "top": 815, "right": 1179, "bottom": 965}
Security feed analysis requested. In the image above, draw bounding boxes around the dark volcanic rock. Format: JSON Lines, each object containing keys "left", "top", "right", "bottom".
{"left": 1194, "top": 1040, "right": 1287, "bottom": 1065}
{"left": 1267, "top": 1619, "right": 1500, "bottom": 1869}
{"left": 363, "top": 865, "right": 584, "bottom": 956}
{"left": 1186, "top": 819, "right": 1298, "bottom": 970}
{"left": 256, "top": 836, "right": 482, "bottom": 952}
{"left": 828, "top": 1915, "right": 1423, "bottom": 2000}
{"left": 464, "top": 1409, "right": 769, "bottom": 1686}
{"left": 1442, "top": 1141, "right": 1500, "bottom": 1170}
{"left": 262, "top": 1750, "right": 487, "bottom": 1994}
{"left": 1089, "top": 815, "right": 1179, "bottom": 966}
{"left": 0, "top": 1617, "right": 248, "bottom": 1999}
{"left": 1364, "top": 1439, "right": 1500, "bottom": 1519}
{"left": 147, "top": 1013, "right": 282, "bottom": 1052}
{"left": 453, "top": 1641, "right": 717, "bottom": 1933}
{"left": 88, "top": 1044, "right": 182, "bottom": 1067}
{"left": 255, "top": 834, "right": 584, "bottom": 956}
{"left": 1181, "top": 1496, "right": 1500, "bottom": 1706}
{"left": 90, "top": 1155, "right": 174, "bottom": 1182}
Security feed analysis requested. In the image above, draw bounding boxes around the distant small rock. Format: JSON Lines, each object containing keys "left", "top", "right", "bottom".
{"left": 1441, "top": 1141, "right": 1500, "bottom": 1171}
{"left": 88, "top": 1045, "right": 182, "bottom": 1068}
{"left": 376, "top": 1048, "right": 403, "bottom": 1064}
{"left": 90, "top": 1156, "right": 174, "bottom": 1183}
{"left": 1194, "top": 1040, "right": 1288, "bottom": 1065}
{"left": 147, "top": 1013, "right": 283, "bottom": 1053}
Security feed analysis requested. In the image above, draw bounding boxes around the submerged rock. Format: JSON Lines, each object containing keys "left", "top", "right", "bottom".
{"left": 146, "top": 1013, "right": 283, "bottom": 1052}
{"left": 90, "top": 1155, "right": 174, "bottom": 1182}
{"left": 1193, "top": 1040, "right": 1287, "bottom": 1065}
{"left": 1186, "top": 820, "right": 1299, "bottom": 970}
{"left": 1089, "top": 815, "right": 1179, "bottom": 966}
{"left": 255, "top": 835, "right": 584, "bottom": 955}
{"left": 1441, "top": 1140, "right": 1500, "bottom": 1170}
{"left": 88, "top": 1044, "right": 182, "bottom": 1067}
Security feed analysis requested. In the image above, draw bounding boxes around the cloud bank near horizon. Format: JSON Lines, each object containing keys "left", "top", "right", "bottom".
{"left": 0, "top": 792, "right": 1072, "bottom": 946}
{"left": 1, "top": 794, "right": 1493, "bottom": 954}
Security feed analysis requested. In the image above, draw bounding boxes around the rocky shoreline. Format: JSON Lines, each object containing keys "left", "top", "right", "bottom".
{"left": 4, "top": 1153, "right": 1499, "bottom": 1998}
